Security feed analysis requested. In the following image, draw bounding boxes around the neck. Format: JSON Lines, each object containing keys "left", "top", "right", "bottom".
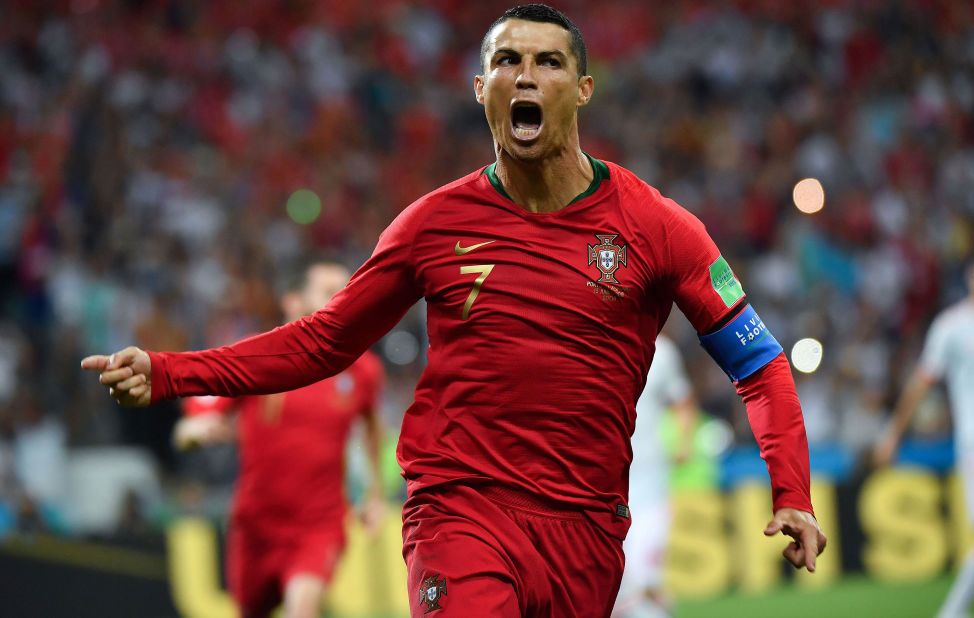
{"left": 493, "top": 141, "right": 593, "bottom": 214}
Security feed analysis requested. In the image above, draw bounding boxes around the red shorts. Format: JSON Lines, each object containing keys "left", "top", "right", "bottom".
{"left": 402, "top": 483, "right": 625, "bottom": 618}
{"left": 227, "top": 519, "right": 345, "bottom": 617}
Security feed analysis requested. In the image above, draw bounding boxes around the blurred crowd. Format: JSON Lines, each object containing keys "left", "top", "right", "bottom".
{"left": 0, "top": 0, "right": 972, "bottom": 535}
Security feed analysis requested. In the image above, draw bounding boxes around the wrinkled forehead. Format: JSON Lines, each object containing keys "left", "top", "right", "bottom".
{"left": 484, "top": 19, "right": 575, "bottom": 65}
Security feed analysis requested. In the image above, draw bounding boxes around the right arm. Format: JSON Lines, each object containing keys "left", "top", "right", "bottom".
{"left": 82, "top": 207, "right": 424, "bottom": 405}
{"left": 873, "top": 313, "right": 950, "bottom": 466}
{"left": 873, "top": 369, "right": 937, "bottom": 466}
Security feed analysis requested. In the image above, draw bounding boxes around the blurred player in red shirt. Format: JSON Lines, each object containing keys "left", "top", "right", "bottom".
{"left": 173, "top": 261, "right": 386, "bottom": 618}
{"left": 85, "top": 5, "right": 825, "bottom": 616}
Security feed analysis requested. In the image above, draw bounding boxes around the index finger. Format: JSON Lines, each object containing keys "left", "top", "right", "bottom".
{"left": 800, "top": 525, "right": 820, "bottom": 571}
{"left": 81, "top": 355, "right": 110, "bottom": 371}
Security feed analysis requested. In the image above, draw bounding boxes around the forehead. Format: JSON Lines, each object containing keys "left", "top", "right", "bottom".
{"left": 306, "top": 265, "right": 349, "bottom": 286}
{"left": 485, "top": 18, "right": 573, "bottom": 58}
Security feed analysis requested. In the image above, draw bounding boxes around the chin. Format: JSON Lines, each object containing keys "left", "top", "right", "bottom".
{"left": 503, "top": 140, "right": 548, "bottom": 162}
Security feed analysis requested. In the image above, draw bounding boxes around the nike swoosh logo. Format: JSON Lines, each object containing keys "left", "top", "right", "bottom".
{"left": 455, "top": 240, "right": 496, "bottom": 255}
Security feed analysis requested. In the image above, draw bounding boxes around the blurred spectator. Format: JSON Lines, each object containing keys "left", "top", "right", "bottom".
{"left": 0, "top": 404, "right": 18, "bottom": 535}
{"left": 115, "top": 487, "right": 151, "bottom": 539}
{"left": 13, "top": 393, "right": 67, "bottom": 514}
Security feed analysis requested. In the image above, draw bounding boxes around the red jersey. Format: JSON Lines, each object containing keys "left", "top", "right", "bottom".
{"left": 183, "top": 352, "right": 383, "bottom": 533}
{"left": 150, "top": 158, "right": 811, "bottom": 540}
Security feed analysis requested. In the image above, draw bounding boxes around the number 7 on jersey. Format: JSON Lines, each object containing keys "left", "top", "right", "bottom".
{"left": 460, "top": 264, "right": 494, "bottom": 320}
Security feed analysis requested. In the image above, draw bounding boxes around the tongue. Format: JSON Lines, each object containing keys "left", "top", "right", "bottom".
{"left": 513, "top": 106, "right": 542, "bottom": 133}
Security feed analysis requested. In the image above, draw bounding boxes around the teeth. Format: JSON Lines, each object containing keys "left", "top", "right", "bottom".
{"left": 514, "top": 126, "right": 540, "bottom": 138}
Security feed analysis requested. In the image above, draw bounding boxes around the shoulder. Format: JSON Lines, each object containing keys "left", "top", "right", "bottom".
{"left": 600, "top": 163, "right": 711, "bottom": 272}
{"left": 933, "top": 301, "right": 974, "bottom": 334}
{"left": 377, "top": 168, "right": 485, "bottom": 245}
{"left": 395, "top": 168, "right": 488, "bottom": 224}
{"left": 603, "top": 161, "right": 703, "bottom": 233}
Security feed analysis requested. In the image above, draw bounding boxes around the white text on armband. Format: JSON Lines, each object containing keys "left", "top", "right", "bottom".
{"left": 736, "top": 316, "right": 768, "bottom": 346}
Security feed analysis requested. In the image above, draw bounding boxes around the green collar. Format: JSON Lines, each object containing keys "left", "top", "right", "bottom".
{"left": 483, "top": 153, "right": 610, "bottom": 205}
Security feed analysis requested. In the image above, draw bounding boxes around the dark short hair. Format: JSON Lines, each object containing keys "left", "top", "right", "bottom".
{"left": 276, "top": 256, "right": 347, "bottom": 296}
{"left": 480, "top": 4, "right": 588, "bottom": 77}
{"left": 277, "top": 267, "right": 309, "bottom": 297}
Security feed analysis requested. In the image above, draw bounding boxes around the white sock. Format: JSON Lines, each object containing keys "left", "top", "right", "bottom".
{"left": 938, "top": 550, "right": 974, "bottom": 618}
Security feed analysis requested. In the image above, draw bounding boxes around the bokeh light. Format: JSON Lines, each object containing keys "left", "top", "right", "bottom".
{"left": 286, "top": 189, "right": 322, "bottom": 225}
{"left": 698, "top": 418, "right": 734, "bottom": 457}
{"left": 383, "top": 330, "right": 420, "bottom": 365}
{"left": 791, "top": 337, "right": 824, "bottom": 374}
{"left": 792, "top": 178, "right": 825, "bottom": 214}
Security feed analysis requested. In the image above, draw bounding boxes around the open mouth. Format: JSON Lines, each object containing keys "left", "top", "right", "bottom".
{"left": 511, "top": 101, "right": 543, "bottom": 141}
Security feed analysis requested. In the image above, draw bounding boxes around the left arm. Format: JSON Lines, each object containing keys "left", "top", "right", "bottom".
{"left": 664, "top": 200, "right": 824, "bottom": 571}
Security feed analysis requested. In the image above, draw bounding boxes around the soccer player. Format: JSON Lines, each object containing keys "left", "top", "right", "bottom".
{"left": 874, "top": 262, "right": 974, "bottom": 618}
{"left": 83, "top": 6, "right": 825, "bottom": 616}
{"left": 615, "top": 334, "right": 696, "bottom": 618}
{"left": 173, "top": 262, "right": 386, "bottom": 618}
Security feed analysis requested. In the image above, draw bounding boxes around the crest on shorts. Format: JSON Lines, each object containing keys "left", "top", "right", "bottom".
{"left": 418, "top": 574, "right": 448, "bottom": 613}
{"left": 587, "top": 233, "right": 628, "bottom": 284}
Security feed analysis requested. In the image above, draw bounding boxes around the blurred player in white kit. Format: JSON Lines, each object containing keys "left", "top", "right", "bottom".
{"left": 875, "top": 262, "right": 974, "bottom": 618}
{"left": 614, "top": 334, "right": 697, "bottom": 618}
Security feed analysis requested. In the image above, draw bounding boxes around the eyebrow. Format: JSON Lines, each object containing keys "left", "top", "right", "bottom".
{"left": 492, "top": 48, "right": 569, "bottom": 61}
{"left": 537, "top": 50, "right": 568, "bottom": 62}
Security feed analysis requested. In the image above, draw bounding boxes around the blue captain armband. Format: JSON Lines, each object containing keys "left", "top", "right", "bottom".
{"left": 699, "top": 304, "right": 782, "bottom": 382}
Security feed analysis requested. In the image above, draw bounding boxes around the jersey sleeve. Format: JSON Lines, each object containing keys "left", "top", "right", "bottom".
{"left": 919, "top": 312, "right": 952, "bottom": 380}
{"left": 149, "top": 206, "right": 425, "bottom": 402}
{"left": 736, "top": 354, "right": 813, "bottom": 514}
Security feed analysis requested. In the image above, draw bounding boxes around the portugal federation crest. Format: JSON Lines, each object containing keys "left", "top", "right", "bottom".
{"left": 587, "top": 233, "right": 628, "bottom": 284}
{"left": 418, "top": 574, "right": 447, "bottom": 613}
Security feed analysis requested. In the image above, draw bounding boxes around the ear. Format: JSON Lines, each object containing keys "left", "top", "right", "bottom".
{"left": 577, "top": 75, "right": 595, "bottom": 107}
{"left": 474, "top": 74, "right": 485, "bottom": 105}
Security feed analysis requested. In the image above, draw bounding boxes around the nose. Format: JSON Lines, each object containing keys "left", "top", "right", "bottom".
{"left": 515, "top": 59, "right": 537, "bottom": 89}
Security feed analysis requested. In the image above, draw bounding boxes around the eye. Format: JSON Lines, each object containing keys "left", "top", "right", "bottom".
{"left": 541, "top": 58, "right": 561, "bottom": 68}
{"left": 497, "top": 56, "right": 516, "bottom": 66}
